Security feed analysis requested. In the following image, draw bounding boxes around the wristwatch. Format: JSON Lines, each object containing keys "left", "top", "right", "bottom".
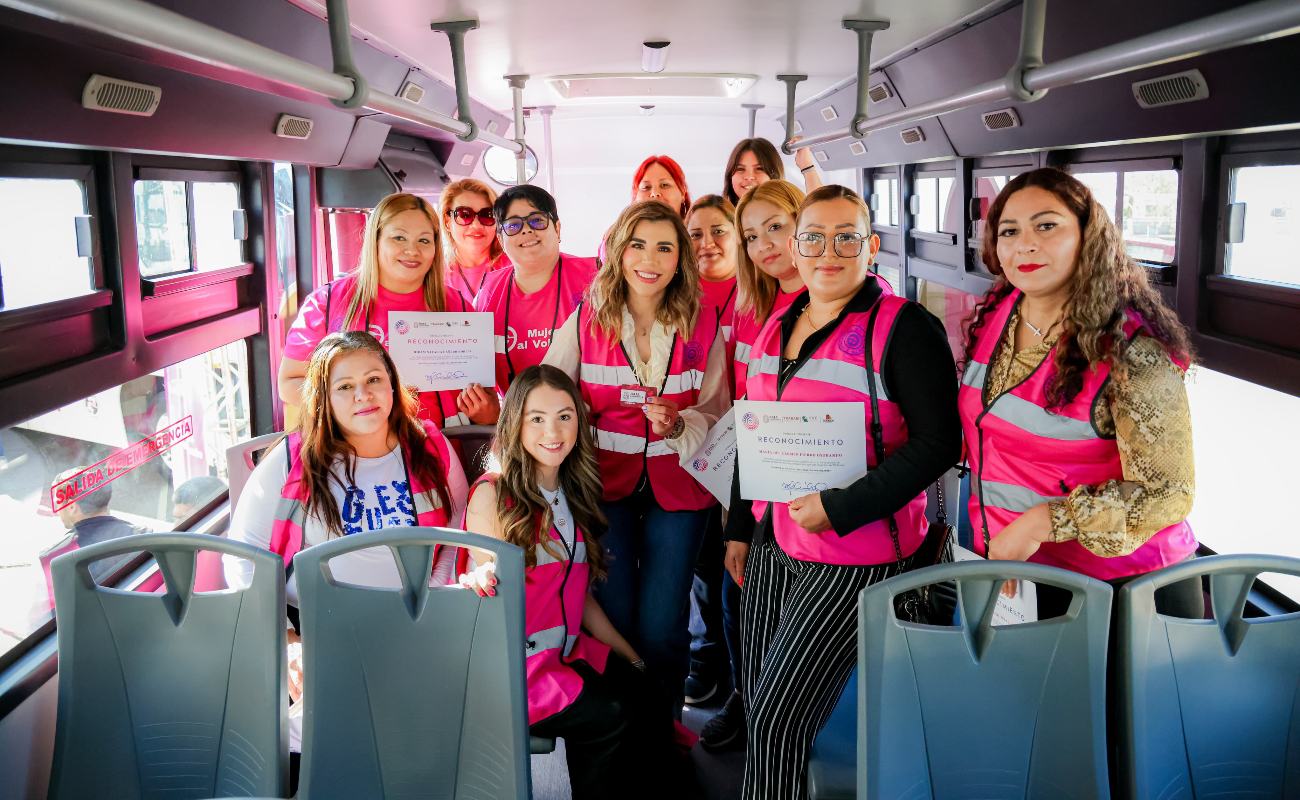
{"left": 667, "top": 416, "right": 686, "bottom": 440}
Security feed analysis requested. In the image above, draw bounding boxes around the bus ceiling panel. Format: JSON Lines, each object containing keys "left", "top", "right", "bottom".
{"left": 0, "top": 24, "right": 361, "bottom": 167}
{"left": 335, "top": 116, "right": 391, "bottom": 169}
{"left": 378, "top": 141, "right": 450, "bottom": 196}
{"left": 317, "top": 164, "right": 398, "bottom": 210}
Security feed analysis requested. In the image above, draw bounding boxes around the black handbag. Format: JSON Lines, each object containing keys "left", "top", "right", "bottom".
{"left": 862, "top": 301, "right": 956, "bottom": 625}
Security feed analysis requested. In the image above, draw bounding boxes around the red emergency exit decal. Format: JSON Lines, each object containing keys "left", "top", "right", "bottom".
{"left": 50, "top": 416, "right": 194, "bottom": 512}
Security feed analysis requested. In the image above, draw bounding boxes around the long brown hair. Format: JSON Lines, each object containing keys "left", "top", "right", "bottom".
{"left": 723, "top": 138, "right": 785, "bottom": 205}
{"left": 344, "top": 193, "right": 448, "bottom": 329}
{"left": 296, "top": 331, "right": 453, "bottom": 537}
{"left": 591, "top": 200, "right": 702, "bottom": 340}
{"left": 961, "top": 167, "right": 1194, "bottom": 408}
{"left": 439, "top": 178, "right": 504, "bottom": 268}
{"left": 735, "top": 180, "right": 806, "bottom": 320}
{"left": 490, "top": 365, "right": 607, "bottom": 578}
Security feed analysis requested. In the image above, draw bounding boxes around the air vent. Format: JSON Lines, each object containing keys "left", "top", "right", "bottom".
{"left": 981, "top": 108, "right": 1022, "bottom": 131}
{"left": 849, "top": 141, "right": 867, "bottom": 156}
{"left": 867, "top": 82, "right": 894, "bottom": 103}
{"left": 814, "top": 150, "right": 829, "bottom": 162}
{"left": 81, "top": 74, "right": 160, "bottom": 116}
{"left": 398, "top": 81, "right": 425, "bottom": 104}
{"left": 274, "top": 114, "right": 313, "bottom": 139}
{"left": 821, "top": 106, "right": 838, "bottom": 121}
{"left": 900, "top": 126, "right": 926, "bottom": 145}
{"left": 1132, "top": 68, "right": 1208, "bottom": 109}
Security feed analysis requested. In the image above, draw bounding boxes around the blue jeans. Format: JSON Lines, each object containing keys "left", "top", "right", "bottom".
{"left": 595, "top": 493, "right": 711, "bottom": 714}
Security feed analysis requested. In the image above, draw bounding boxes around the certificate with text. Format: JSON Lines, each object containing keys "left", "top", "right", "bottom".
{"left": 388, "top": 312, "right": 495, "bottom": 391}
{"left": 735, "top": 400, "right": 867, "bottom": 503}
{"left": 687, "top": 409, "right": 737, "bottom": 508}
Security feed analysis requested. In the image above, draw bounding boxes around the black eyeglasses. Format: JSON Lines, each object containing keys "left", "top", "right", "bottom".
{"left": 450, "top": 206, "right": 495, "bottom": 226}
{"left": 500, "top": 212, "right": 552, "bottom": 236}
{"left": 795, "top": 231, "right": 867, "bottom": 258}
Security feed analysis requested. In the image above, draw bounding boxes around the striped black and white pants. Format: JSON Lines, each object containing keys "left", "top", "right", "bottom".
{"left": 739, "top": 535, "right": 908, "bottom": 800}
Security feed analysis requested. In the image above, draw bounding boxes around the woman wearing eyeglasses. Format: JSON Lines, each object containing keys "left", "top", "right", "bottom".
{"left": 439, "top": 179, "right": 511, "bottom": 307}
{"left": 279, "top": 192, "right": 475, "bottom": 430}
{"left": 723, "top": 186, "right": 960, "bottom": 800}
{"left": 466, "top": 185, "right": 598, "bottom": 425}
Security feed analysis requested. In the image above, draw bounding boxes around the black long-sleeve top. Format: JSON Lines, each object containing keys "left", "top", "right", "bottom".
{"left": 723, "top": 276, "right": 962, "bottom": 545}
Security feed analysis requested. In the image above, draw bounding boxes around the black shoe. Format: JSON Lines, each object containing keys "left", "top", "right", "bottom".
{"left": 699, "top": 690, "right": 746, "bottom": 752}
{"left": 684, "top": 670, "right": 718, "bottom": 705}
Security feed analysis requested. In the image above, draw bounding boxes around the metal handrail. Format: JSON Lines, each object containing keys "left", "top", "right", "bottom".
{"left": 2, "top": 0, "right": 525, "bottom": 153}
{"left": 785, "top": 0, "right": 1300, "bottom": 152}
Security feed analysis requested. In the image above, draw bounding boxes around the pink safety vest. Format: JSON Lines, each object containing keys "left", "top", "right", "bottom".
{"left": 446, "top": 252, "right": 511, "bottom": 308}
{"left": 745, "top": 290, "right": 927, "bottom": 565}
{"left": 577, "top": 301, "right": 719, "bottom": 511}
{"left": 732, "top": 288, "right": 805, "bottom": 401}
{"left": 702, "top": 278, "right": 738, "bottom": 397}
{"left": 268, "top": 420, "right": 468, "bottom": 576}
{"left": 320, "top": 275, "right": 472, "bottom": 430}
{"left": 466, "top": 474, "right": 610, "bottom": 724}
{"left": 959, "top": 289, "right": 1197, "bottom": 580}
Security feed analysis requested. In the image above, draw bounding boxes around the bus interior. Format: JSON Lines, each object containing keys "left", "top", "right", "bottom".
{"left": 2, "top": 0, "right": 1300, "bottom": 798}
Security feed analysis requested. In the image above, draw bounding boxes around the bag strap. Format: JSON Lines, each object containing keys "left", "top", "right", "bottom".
{"left": 861, "top": 299, "right": 905, "bottom": 570}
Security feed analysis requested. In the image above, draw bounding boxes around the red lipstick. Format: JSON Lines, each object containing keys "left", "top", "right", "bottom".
{"left": 1018, "top": 263, "right": 1046, "bottom": 273}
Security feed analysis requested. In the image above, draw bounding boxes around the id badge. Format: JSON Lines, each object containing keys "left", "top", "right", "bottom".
{"left": 619, "top": 385, "right": 657, "bottom": 407}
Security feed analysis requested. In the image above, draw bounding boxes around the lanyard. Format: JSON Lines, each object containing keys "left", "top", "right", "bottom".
{"left": 715, "top": 281, "right": 738, "bottom": 329}
{"left": 502, "top": 256, "right": 565, "bottom": 384}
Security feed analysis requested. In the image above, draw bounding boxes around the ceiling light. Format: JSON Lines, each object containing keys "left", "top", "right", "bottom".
{"left": 545, "top": 73, "right": 758, "bottom": 100}
{"left": 642, "top": 41, "right": 669, "bottom": 73}
{"left": 640, "top": 105, "right": 655, "bottom": 116}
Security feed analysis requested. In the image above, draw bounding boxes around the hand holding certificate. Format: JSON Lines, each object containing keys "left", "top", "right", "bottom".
{"left": 687, "top": 409, "right": 737, "bottom": 508}
{"left": 734, "top": 400, "right": 868, "bottom": 503}
{"left": 389, "top": 312, "right": 495, "bottom": 391}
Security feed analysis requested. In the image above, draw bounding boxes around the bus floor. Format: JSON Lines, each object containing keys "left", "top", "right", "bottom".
{"left": 529, "top": 674, "right": 745, "bottom": 800}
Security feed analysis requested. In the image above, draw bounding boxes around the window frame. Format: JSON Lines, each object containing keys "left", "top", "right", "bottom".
{"left": 133, "top": 166, "right": 248, "bottom": 288}
{"left": 866, "top": 167, "right": 902, "bottom": 234}
{"left": 1064, "top": 156, "right": 1181, "bottom": 280}
{"left": 908, "top": 163, "right": 959, "bottom": 245}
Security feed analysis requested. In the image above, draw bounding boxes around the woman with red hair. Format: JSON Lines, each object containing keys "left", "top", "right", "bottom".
{"left": 632, "top": 155, "right": 691, "bottom": 217}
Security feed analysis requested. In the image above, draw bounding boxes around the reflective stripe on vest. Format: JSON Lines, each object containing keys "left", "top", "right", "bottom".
{"left": 960, "top": 288, "right": 1197, "bottom": 579}
{"left": 526, "top": 624, "right": 579, "bottom": 659}
{"left": 747, "top": 352, "right": 890, "bottom": 402}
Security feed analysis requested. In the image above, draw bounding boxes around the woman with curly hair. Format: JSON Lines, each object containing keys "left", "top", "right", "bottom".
{"left": 960, "top": 167, "right": 1200, "bottom": 617}
{"left": 543, "top": 200, "right": 731, "bottom": 715}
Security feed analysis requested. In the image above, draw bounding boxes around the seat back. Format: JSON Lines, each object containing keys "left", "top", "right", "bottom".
{"left": 294, "top": 527, "right": 530, "bottom": 800}
{"left": 225, "top": 432, "right": 286, "bottom": 510}
{"left": 1118, "top": 554, "right": 1300, "bottom": 800}
{"left": 48, "top": 533, "right": 287, "bottom": 800}
{"left": 441, "top": 424, "right": 496, "bottom": 482}
{"left": 859, "top": 560, "right": 1112, "bottom": 800}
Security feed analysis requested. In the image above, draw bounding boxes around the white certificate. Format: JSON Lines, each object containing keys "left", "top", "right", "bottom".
{"left": 687, "top": 409, "right": 737, "bottom": 508}
{"left": 734, "top": 400, "right": 867, "bottom": 503}
{"left": 952, "top": 544, "right": 1039, "bottom": 627}
{"left": 388, "top": 312, "right": 495, "bottom": 391}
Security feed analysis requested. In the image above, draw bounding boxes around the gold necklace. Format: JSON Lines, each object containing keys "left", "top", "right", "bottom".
{"left": 801, "top": 304, "right": 825, "bottom": 331}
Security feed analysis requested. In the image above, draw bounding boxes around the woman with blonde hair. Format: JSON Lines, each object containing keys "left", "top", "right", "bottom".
{"left": 227, "top": 330, "right": 468, "bottom": 754}
{"left": 279, "top": 192, "right": 475, "bottom": 429}
{"left": 459, "top": 364, "right": 682, "bottom": 799}
{"left": 959, "top": 166, "right": 1199, "bottom": 612}
{"left": 439, "top": 178, "right": 510, "bottom": 306}
{"left": 543, "top": 200, "right": 731, "bottom": 714}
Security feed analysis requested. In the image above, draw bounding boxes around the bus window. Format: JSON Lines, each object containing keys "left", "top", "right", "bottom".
{"left": 0, "top": 341, "right": 251, "bottom": 656}
{"left": 1186, "top": 367, "right": 1300, "bottom": 601}
{"left": 914, "top": 174, "right": 956, "bottom": 234}
{"left": 0, "top": 177, "right": 94, "bottom": 309}
{"left": 872, "top": 175, "right": 899, "bottom": 227}
{"left": 972, "top": 173, "right": 1015, "bottom": 244}
{"left": 1121, "top": 170, "right": 1178, "bottom": 265}
{"left": 1227, "top": 163, "right": 1300, "bottom": 286}
{"left": 322, "top": 208, "right": 368, "bottom": 280}
{"left": 874, "top": 264, "right": 901, "bottom": 296}
{"left": 273, "top": 163, "right": 299, "bottom": 339}
{"left": 133, "top": 179, "right": 245, "bottom": 277}
{"left": 916, "top": 278, "right": 979, "bottom": 361}
{"left": 1074, "top": 170, "right": 1119, "bottom": 223}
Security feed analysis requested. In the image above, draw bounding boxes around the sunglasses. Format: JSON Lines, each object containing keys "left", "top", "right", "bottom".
{"left": 500, "top": 212, "right": 553, "bottom": 237}
{"left": 450, "top": 206, "right": 496, "bottom": 226}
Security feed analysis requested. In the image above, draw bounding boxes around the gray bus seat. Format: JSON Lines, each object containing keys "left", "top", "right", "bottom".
{"left": 855, "top": 560, "right": 1112, "bottom": 799}
{"left": 48, "top": 533, "right": 288, "bottom": 800}
{"left": 442, "top": 424, "right": 496, "bottom": 482}
{"left": 807, "top": 665, "right": 858, "bottom": 800}
{"left": 225, "top": 432, "right": 285, "bottom": 510}
{"left": 1118, "top": 554, "right": 1300, "bottom": 800}
{"left": 293, "top": 526, "right": 531, "bottom": 800}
